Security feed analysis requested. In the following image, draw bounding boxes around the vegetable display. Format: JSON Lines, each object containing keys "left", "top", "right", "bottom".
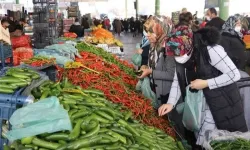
{"left": 84, "top": 36, "right": 123, "bottom": 47}
{"left": 0, "top": 68, "right": 40, "bottom": 94}
{"left": 211, "top": 139, "right": 250, "bottom": 150}
{"left": 57, "top": 51, "right": 176, "bottom": 137}
{"left": 64, "top": 32, "right": 77, "bottom": 38}
{"left": 76, "top": 42, "right": 135, "bottom": 77}
{"left": 9, "top": 80, "right": 183, "bottom": 150}
{"left": 22, "top": 56, "right": 55, "bottom": 67}
{"left": 91, "top": 25, "right": 113, "bottom": 39}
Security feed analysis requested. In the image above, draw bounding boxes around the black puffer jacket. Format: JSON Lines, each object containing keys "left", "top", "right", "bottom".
{"left": 220, "top": 32, "right": 247, "bottom": 70}
{"left": 69, "top": 24, "right": 84, "bottom": 37}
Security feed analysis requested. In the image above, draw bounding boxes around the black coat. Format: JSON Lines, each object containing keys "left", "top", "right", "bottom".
{"left": 220, "top": 32, "right": 247, "bottom": 70}
{"left": 69, "top": 24, "right": 84, "bottom": 37}
{"left": 176, "top": 27, "right": 247, "bottom": 134}
{"left": 206, "top": 17, "right": 225, "bottom": 31}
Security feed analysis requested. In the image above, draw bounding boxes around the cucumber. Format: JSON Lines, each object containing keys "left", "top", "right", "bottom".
{"left": 0, "top": 88, "right": 14, "bottom": 94}
{"left": 0, "top": 76, "right": 26, "bottom": 83}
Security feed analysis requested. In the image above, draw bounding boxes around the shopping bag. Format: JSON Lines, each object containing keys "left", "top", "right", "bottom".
{"left": 137, "top": 77, "right": 157, "bottom": 108}
{"left": 181, "top": 86, "right": 204, "bottom": 132}
{"left": 131, "top": 54, "right": 142, "bottom": 66}
{"left": 6, "top": 96, "right": 72, "bottom": 141}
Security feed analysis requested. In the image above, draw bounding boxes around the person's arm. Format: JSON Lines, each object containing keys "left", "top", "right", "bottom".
{"left": 152, "top": 56, "right": 176, "bottom": 81}
{"left": 206, "top": 45, "right": 241, "bottom": 90}
{"left": 167, "top": 70, "right": 181, "bottom": 106}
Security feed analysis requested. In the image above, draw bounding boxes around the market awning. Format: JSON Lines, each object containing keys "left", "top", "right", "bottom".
{"left": 59, "top": 0, "right": 107, "bottom": 2}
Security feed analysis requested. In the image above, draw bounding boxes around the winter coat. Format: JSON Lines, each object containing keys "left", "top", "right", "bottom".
{"left": 206, "top": 17, "right": 225, "bottom": 31}
{"left": 151, "top": 53, "right": 175, "bottom": 107}
{"left": 115, "top": 20, "right": 122, "bottom": 34}
{"left": 194, "top": 27, "right": 247, "bottom": 132}
{"left": 220, "top": 32, "right": 247, "bottom": 70}
{"left": 69, "top": 24, "right": 84, "bottom": 37}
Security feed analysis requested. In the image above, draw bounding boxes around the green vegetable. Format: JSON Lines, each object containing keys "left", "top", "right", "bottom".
{"left": 81, "top": 124, "right": 100, "bottom": 138}
{"left": 45, "top": 133, "right": 68, "bottom": 141}
{"left": 71, "top": 111, "right": 90, "bottom": 120}
{"left": 32, "top": 137, "right": 61, "bottom": 149}
{"left": 0, "top": 88, "right": 14, "bottom": 94}
{"left": 68, "top": 119, "right": 84, "bottom": 140}
{"left": 21, "top": 137, "right": 35, "bottom": 145}
{"left": 65, "top": 136, "right": 102, "bottom": 150}
{"left": 95, "top": 110, "right": 113, "bottom": 121}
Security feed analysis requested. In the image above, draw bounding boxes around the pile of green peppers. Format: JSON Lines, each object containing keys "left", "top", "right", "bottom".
{"left": 6, "top": 79, "right": 184, "bottom": 150}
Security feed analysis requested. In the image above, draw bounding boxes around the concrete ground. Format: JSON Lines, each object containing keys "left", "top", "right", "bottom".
{"left": 115, "top": 32, "right": 142, "bottom": 61}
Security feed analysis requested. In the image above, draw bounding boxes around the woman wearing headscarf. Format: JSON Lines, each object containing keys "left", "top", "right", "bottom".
{"left": 138, "top": 16, "right": 175, "bottom": 108}
{"left": 159, "top": 14, "right": 248, "bottom": 148}
{"left": 220, "top": 15, "right": 247, "bottom": 70}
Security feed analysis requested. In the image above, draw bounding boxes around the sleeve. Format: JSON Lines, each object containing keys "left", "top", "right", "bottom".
{"left": 152, "top": 56, "right": 175, "bottom": 81}
{"left": 167, "top": 70, "right": 181, "bottom": 106}
{"left": 206, "top": 45, "right": 241, "bottom": 90}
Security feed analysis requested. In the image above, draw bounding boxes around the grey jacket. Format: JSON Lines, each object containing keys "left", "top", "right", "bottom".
{"left": 151, "top": 54, "right": 176, "bottom": 107}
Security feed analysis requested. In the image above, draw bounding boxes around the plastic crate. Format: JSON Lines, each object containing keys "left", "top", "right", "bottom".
{"left": 0, "top": 68, "right": 32, "bottom": 149}
{"left": 0, "top": 42, "right": 13, "bottom": 69}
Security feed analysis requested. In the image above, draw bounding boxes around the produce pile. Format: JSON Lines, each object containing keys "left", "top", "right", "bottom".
{"left": 84, "top": 36, "right": 123, "bottom": 47}
{"left": 211, "top": 139, "right": 250, "bottom": 150}
{"left": 22, "top": 56, "right": 56, "bottom": 67}
{"left": 58, "top": 44, "right": 176, "bottom": 137}
{"left": 10, "top": 80, "right": 183, "bottom": 150}
{"left": 0, "top": 68, "right": 40, "bottom": 94}
{"left": 91, "top": 25, "right": 113, "bottom": 39}
{"left": 63, "top": 32, "right": 77, "bottom": 38}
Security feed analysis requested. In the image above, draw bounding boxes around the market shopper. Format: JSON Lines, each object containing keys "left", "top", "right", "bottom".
{"left": 220, "top": 15, "right": 247, "bottom": 70}
{"left": 205, "top": 7, "right": 225, "bottom": 30}
{"left": 159, "top": 25, "right": 248, "bottom": 147}
{"left": 114, "top": 19, "right": 122, "bottom": 36}
{"left": 69, "top": 18, "right": 84, "bottom": 37}
{"left": 138, "top": 16, "right": 175, "bottom": 108}
{"left": 1, "top": 18, "right": 10, "bottom": 29}
{"left": 81, "top": 17, "right": 90, "bottom": 29}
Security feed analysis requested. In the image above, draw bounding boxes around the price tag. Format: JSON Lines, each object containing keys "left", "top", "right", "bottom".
{"left": 109, "top": 47, "right": 121, "bottom": 54}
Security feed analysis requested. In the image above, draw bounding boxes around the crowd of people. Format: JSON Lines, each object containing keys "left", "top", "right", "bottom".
{"left": 1, "top": 17, "right": 29, "bottom": 37}
{"left": 134, "top": 8, "right": 250, "bottom": 149}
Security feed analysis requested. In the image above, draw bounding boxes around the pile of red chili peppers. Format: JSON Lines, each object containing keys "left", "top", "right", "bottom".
{"left": 58, "top": 51, "right": 176, "bottom": 137}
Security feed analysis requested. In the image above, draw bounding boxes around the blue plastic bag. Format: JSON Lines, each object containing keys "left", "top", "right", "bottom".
{"left": 6, "top": 96, "right": 72, "bottom": 141}
{"left": 178, "top": 86, "right": 204, "bottom": 132}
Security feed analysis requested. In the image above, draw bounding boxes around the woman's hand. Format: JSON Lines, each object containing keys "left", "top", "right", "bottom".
{"left": 138, "top": 68, "right": 152, "bottom": 79}
{"left": 158, "top": 104, "right": 174, "bottom": 116}
{"left": 136, "top": 48, "right": 143, "bottom": 54}
{"left": 190, "top": 79, "right": 208, "bottom": 90}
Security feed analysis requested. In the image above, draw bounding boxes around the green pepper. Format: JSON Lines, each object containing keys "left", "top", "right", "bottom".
{"left": 45, "top": 133, "right": 68, "bottom": 141}
{"left": 81, "top": 124, "right": 100, "bottom": 138}
{"left": 124, "top": 111, "right": 133, "bottom": 120}
{"left": 68, "top": 119, "right": 84, "bottom": 140}
{"left": 69, "top": 109, "right": 78, "bottom": 117}
{"left": 99, "top": 128, "right": 109, "bottom": 133}
{"left": 3, "top": 145, "right": 11, "bottom": 150}
{"left": 83, "top": 89, "right": 104, "bottom": 96}
{"left": 40, "top": 90, "right": 50, "bottom": 99}
{"left": 111, "top": 127, "right": 132, "bottom": 137}
{"left": 77, "top": 102, "right": 105, "bottom": 107}
{"left": 24, "top": 145, "right": 38, "bottom": 150}
{"left": 82, "top": 120, "right": 98, "bottom": 132}
{"left": 21, "top": 137, "right": 35, "bottom": 145}
{"left": 63, "top": 104, "right": 70, "bottom": 111}
{"left": 118, "top": 119, "right": 139, "bottom": 136}
{"left": 99, "top": 134, "right": 119, "bottom": 142}
{"left": 32, "top": 137, "right": 61, "bottom": 149}
{"left": 71, "top": 111, "right": 90, "bottom": 120}
{"left": 58, "top": 140, "right": 67, "bottom": 145}
{"left": 66, "top": 136, "right": 102, "bottom": 150}
{"left": 95, "top": 110, "right": 113, "bottom": 121}
{"left": 107, "top": 130, "right": 126, "bottom": 144}
{"left": 91, "top": 114, "right": 109, "bottom": 124}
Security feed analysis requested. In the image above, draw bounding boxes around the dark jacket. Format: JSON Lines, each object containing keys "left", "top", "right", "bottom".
{"left": 206, "top": 17, "right": 225, "bottom": 31}
{"left": 220, "top": 32, "right": 247, "bottom": 70}
{"left": 176, "top": 27, "right": 247, "bottom": 134}
{"left": 69, "top": 24, "right": 84, "bottom": 37}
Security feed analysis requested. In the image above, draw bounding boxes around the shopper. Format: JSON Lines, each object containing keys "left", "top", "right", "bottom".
{"left": 138, "top": 16, "right": 175, "bottom": 108}
{"left": 159, "top": 25, "right": 248, "bottom": 148}
{"left": 123, "top": 19, "right": 129, "bottom": 33}
{"left": 205, "top": 7, "right": 225, "bottom": 30}
{"left": 81, "top": 17, "right": 90, "bottom": 29}
{"left": 134, "top": 18, "right": 141, "bottom": 37}
{"left": 220, "top": 15, "right": 247, "bottom": 70}
{"left": 1, "top": 18, "right": 9, "bottom": 29}
{"left": 130, "top": 17, "right": 136, "bottom": 36}
{"left": 114, "top": 19, "right": 122, "bottom": 36}
{"left": 69, "top": 18, "right": 84, "bottom": 37}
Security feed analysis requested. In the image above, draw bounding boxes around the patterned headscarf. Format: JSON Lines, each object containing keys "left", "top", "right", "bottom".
{"left": 166, "top": 25, "right": 193, "bottom": 56}
{"left": 148, "top": 16, "right": 173, "bottom": 69}
{"left": 222, "top": 14, "right": 243, "bottom": 38}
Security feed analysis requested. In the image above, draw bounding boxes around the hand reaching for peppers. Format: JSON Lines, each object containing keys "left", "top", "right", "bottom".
{"left": 138, "top": 68, "right": 153, "bottom": 79}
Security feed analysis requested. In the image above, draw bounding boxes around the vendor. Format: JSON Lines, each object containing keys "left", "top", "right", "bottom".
{"left": 69, "top": 18, "right": 84, "bottom": 37}
{"left": 12, "top": 25, "right": 24, "bottom": 37}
